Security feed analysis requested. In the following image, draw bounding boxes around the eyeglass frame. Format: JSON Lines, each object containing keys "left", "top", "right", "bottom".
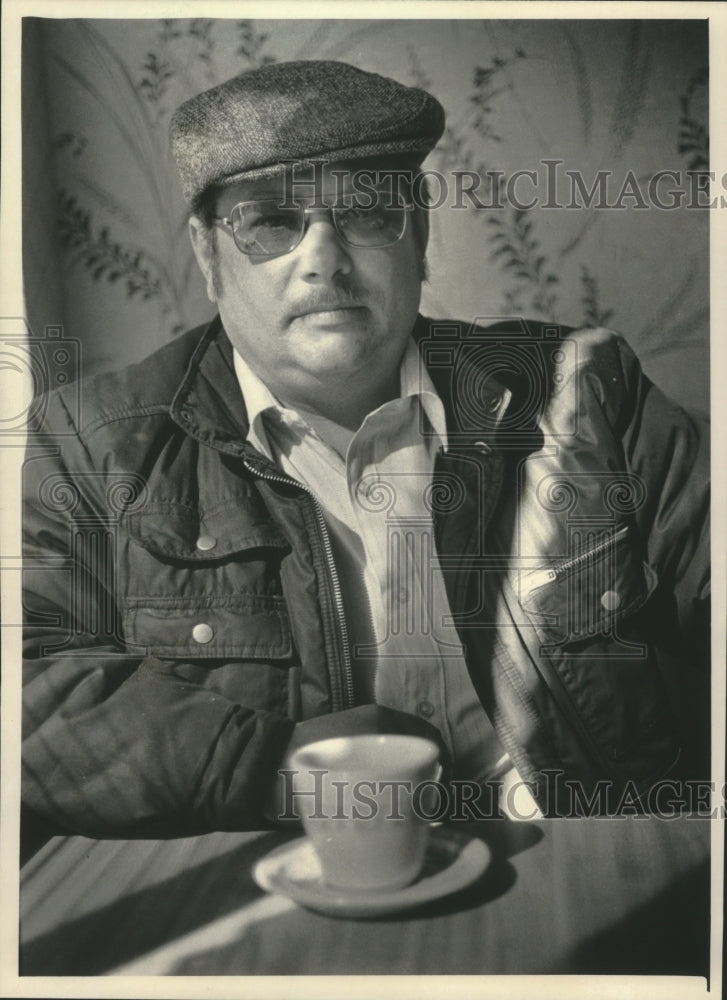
{"left": 209, "top": 195, "right": 415, "bottom": 258}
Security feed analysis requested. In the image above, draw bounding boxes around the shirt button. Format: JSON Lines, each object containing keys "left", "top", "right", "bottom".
{"left": 196, "top": 535, "right": 217, "bottom": 551}
{"left": 417, "top": 700, "right": 435, "bottom": 718}
{"left": 601, "top": 590, "right": 621, "bottom": 611}
{"left": 192, "top": 623, "right": 214, "bottom": 644}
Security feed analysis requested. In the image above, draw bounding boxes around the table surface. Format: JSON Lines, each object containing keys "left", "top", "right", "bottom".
{"left": 19, "top": 815, "right": 712, "bottom": 977}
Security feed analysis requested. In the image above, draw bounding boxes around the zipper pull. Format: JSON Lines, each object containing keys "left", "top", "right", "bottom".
{"left": 520, "top": 566, "right": 558, "bottom": 598}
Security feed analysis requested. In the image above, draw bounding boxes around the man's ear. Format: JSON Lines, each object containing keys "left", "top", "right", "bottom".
{"left": 188, "top": 216, "right": 219, "bottom": 303}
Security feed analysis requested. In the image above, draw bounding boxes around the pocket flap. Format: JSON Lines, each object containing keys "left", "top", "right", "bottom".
{"left": 125, "top": 500, "right": 288, "bottom": 561}
{"left": 516, "top": 526, "right": 656, "bottom": 646}
{"left": 123, "top": 593, "right": 292, "bottom": 658}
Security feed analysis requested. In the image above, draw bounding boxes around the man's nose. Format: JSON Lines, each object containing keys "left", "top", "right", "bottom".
{"left": 294, "top": 212, "right": 352, "bottom": 280}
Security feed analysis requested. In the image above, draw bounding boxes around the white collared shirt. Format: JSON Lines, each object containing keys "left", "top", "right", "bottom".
{"left": 234, "top": 339, "right": 509, "bottom": 784}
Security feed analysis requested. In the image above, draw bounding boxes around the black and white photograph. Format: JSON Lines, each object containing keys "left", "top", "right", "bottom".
{"left": 1, "top": 2, "right": 723, "bottom": 997}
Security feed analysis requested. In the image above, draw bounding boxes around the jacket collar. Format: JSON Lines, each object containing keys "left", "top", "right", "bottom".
{"left": 170, "top": 316, "right": 254, "bottom": 455}
{"left": 170, "top": 313, "right": 513, "bottom": 453}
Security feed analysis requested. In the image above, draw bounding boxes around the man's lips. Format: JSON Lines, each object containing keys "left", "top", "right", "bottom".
{"left": 290, "top": 303, "right": 367, "bottom": 322}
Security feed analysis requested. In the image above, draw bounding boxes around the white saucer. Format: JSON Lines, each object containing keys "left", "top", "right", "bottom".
{"left": 252, "top": 828, "right": 491, "bottom": 918}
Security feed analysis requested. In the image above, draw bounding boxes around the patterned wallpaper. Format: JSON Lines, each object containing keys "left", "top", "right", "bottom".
{"left": 23, "top": 18, "right": 709, "bottom": 412}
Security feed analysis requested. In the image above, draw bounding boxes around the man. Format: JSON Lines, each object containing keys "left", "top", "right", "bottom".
{"left": 22, "top": 60, "right": 709, "bottom": 837}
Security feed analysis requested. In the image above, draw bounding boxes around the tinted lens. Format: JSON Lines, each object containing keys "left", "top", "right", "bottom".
{"left": 228, "top": 197, "right": 408, "bottom": 256}
{"left": 333, "top": 196, "right": 408, "bottom": 247}
{"left": 230, "top": 201, "right": 303, "bottom": 255}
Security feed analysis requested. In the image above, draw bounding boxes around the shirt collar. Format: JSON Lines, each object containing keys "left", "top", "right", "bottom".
{"left": 398, "top": 336, "right": 448, "bottom": 449}
{"left": 233, "top": 349, "right": 289, "bottom": 460}
{"left": 233, "top": 335, "right": 449, "bottom": 459}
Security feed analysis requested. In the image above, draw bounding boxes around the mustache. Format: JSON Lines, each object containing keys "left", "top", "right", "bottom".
{"left": 288, "top": 287, "right": 366, "bottom": 318}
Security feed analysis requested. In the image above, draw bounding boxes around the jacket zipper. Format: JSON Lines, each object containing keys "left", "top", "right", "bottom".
{"left": 242, "top": 458, "right": 354, "bottom": 712}
{"left": 521, "top": 524, "right": 629, "bottom": 597}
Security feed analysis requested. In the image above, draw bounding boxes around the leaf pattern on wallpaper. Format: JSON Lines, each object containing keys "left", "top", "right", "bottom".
{"left": 580, "top": 266, "right": 614, "bottom": 328}
{"left": 477, "top": 21, "right": 552, "bottom": 156}
{"left": 410, "top": 48, "right": 561, "bottom": 320}
{"left": 138, "top": 51, "right": 174, "bottom": 111}
{"left": 236, "top": 20, "right": 276, "bottom": 67}
{"left": 189, "top": 18, "right": 217, "bottom": 81}
{"left": 486, "top": 210, "right": 560, "bottom": 318}
{"left": 407, "top": 50, "right": 498, "bottom": 213}
{"left": 53, "top": 131, "right": 88, "bottom": 157}
{"left": 608, "top": 22, "right": 652, "bottom": 162}
{"left": 57, "top": 189, "right": 162, "bottom": 301}
{"left": 52, "top": 19, "right": 279, "bottom": 338}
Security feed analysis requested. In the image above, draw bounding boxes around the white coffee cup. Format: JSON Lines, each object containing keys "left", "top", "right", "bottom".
{"left": 288, "top": 734, "right": 441, "bottom": 892}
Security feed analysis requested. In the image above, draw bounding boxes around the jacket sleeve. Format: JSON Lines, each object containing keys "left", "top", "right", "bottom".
{"left": 612, "top": 334, "right": 710, "bottom": 622}
{"left": 22, "top": 392, "right": 295, "bottom": 837}
{"left": 563, "top": 328, "right": 711, "bottom": 662}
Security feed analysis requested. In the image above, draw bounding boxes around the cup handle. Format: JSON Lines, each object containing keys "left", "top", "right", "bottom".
{"left": 427, "top": 760, "right": 445, "bottom": 828}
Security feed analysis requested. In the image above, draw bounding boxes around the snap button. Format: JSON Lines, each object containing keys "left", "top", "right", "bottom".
{"left": 600, "top": 590, "right": 621, "bottom": 612}
{"left": 192, "top": 623, "right": 214, "bottom": 644}
{"left": 417, "top": 700, "right": 434, "bottom": 718}
{"left": 196, "top": 534, "right": 217, "bottom": 551}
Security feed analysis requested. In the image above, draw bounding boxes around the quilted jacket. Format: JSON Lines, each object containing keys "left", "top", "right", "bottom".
{"left": 22, "top": 315, "right": 710, "bottom": 834}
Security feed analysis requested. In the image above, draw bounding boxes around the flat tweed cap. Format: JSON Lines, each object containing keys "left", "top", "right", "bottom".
{"left": 170, "top": 59, "right": 445, "bottom": 207}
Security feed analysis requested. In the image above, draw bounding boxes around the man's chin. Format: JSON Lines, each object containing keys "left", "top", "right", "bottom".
{"left": 290, "top": 323, "right": 377, "bottom": 368}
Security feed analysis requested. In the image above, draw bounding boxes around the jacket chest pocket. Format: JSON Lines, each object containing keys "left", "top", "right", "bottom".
{"left": 516, "top": 524, "right": 656, "bottom": 648}
{"left": 118, "top": 501, "right": 293, "bottom": 660}
{"left": 514, "top": 525, "right": 677, "bottom": 781}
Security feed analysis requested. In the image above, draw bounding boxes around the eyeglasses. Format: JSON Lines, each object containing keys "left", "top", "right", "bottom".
{"left": 211, "top": 195, "right": 412, "bottom": 258}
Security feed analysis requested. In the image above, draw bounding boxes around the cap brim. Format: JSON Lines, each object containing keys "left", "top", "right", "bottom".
{"left": 207, "top": 138, "right": 435, "bottom": 190}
